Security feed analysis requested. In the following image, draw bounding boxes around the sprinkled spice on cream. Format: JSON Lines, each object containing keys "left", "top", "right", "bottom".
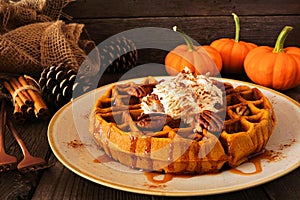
{"left": 141, "top": 68, "right": 223, "bottom": 123}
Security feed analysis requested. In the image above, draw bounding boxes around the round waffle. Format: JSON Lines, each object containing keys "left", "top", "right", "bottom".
{"left": 89, "top": 76, "right": 276, "bottom": 174}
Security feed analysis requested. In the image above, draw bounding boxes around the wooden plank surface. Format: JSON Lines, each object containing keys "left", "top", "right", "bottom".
{"left": 64, "top": 0, "right": 300, "bottom": 18}
{"left": 263, "top": 169, "right": 300, "bottom": 200}
{"left": 74, "top": 16, "right": 300, "bottom": 46}
{"left": 72, "top": 15, "right": 300, "bottom": 68}
{"left": 0, "top": 113, "right": 51, "bottom": 199}
{"left": 32, "top": 156, "right": 153, "bottom": 199}
{"left": 64, "top": 0, "right": 300, "bottom": 66}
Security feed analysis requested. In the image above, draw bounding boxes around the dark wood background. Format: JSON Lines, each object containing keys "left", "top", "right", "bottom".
{"left": 63, "top": 0, "right": 300, "bottom": 70}
{"left": 65, "top": 0, "right": 300, "bottom": 47}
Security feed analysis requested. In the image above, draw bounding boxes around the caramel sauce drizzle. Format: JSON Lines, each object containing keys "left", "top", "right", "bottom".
{"left": 145, "top": 137, "right": 153, "bottom": 170}
{"left": 144, "top": 171, "right": 210, "bottom": 187}
{"left": 230, "top": 149, "right": 279, "bottom": 176}
{"left": 144, "top": 149, "right": 278, "bottom": 185}
{"left": 229, "top": 158, "right": 262, "bottom": 175}
{"left": 130, "top": 135, "right": 138, "bottom": 168}
{"left": 144, "top": 172, "right": 174, "bottom": 184}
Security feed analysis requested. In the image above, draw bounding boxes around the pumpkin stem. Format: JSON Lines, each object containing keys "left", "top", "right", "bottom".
{"left": 232, "top": 13, "right": 240, "bottom": 42}
{"left": 173, "top": 26, "right": 195, "bottom": 52}
{"left": 273, "top": 26, "right": 293, "bottom": 53}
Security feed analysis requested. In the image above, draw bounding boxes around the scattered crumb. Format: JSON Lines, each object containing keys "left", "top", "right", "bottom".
{"left": 279, "top": 138, "right": 296, "bottom": 150}
{"left": 67, "top": 139, "right": 84, "bottom": 148}
{"left": 266, "top": 149, "right": 285, "bottom": 162}
{"left": 266, "top": 138, "right": 296, "bottom": 162}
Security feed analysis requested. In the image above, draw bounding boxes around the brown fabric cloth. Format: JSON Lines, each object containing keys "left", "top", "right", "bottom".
{"left": 0, "top": 0, "right": 73, "bottom": 33}
{"left": 0, "top": 20, "right": 92, "bottom": 77}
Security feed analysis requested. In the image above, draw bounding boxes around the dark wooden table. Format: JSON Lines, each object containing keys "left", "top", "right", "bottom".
{"left": 0, "top": 72, "right": 299, "bottom": 200}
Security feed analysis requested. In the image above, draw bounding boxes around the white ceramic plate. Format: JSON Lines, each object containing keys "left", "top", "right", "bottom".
{"left": 48, "top": 77, "right": 300, "bottom": 196}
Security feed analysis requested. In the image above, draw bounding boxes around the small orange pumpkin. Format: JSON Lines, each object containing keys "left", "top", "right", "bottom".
{"left": 202, "top": 45, "right": 223, "bottom": 73}
{"left": 244, "top": 26, "right": 300, "bottom": 90}
{"left": 165, "top": 26, "right": 222, "bottom": 76}
{"left": 210, "top": 13, "right": 257, "bottom": 74}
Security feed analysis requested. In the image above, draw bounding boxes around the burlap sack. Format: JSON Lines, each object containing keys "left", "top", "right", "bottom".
{"left": 0, "top": 20, "right": 93, "bottom": 77}
{"left": 0, "top": 0, "right": 73, "bottom": 33}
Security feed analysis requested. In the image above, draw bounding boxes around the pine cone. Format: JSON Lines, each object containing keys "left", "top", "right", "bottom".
{"left": 38, "top": 63, "right": 77, "bottom": 108}
{"left": 100, "top": 37, "right": 138, "bottom": 73}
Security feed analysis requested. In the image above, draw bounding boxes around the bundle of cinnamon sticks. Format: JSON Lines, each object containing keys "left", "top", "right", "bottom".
{"left": 3, "top": 75, "right": 48, "bottom": 122}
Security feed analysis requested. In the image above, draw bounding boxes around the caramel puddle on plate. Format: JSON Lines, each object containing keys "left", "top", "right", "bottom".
{"left": 144, "top": 172, "right": 174, "bottom": 184}
{"left": 229, "top": 149, "right": 283, "bottom": 175}
{"left": 229, "top": 156, "right": 263, "bottom": 175}
{"left": 144, "top": 171, "right": 221, "bottom": 186}
{"left": 91, "top": 148, "right": 285, "bottom": 185}
{"left": 145, "top": 149, "right": 280, "bottom": 185}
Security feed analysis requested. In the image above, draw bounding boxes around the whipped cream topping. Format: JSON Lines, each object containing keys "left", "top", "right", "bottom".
{"left": 141, "top": 68, "right": 223, "bottom": 124}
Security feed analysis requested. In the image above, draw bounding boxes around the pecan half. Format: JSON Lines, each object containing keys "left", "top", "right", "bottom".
{"left": 126, "top": 84, "right": 156, "bottom": 97}
{"left": 235, "top": 105, "right": 250, "bottom": 116}
{"left": 196, "top": 110, "right": 223, "bottom": 133}
{"left": 136, "top": 113, "right": 171, "bottom": 131}
{"left": 224, "top": 82, "right": 234, "bottom": 95}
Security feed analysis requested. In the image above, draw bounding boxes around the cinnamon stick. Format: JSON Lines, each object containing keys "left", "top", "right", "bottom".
{"left": 3, "top": 75, "right": 48, "bottom": 122}
{"left": 10, "top": 78, "right": 33, "bottom": 106}
{"left": 4, "top": 81, "right": 28, "bottom": 112}
{"left": 13, "top": 104, "right": 25, "bottom": 123}
{"left": 26, "top": 107, "right": 35, "bottom": 119}
{"left": 18, "top": 76, "right": 48, "bottom": 118}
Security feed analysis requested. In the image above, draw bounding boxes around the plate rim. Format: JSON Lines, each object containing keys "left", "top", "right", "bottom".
{"left": 48, "top": 77, "right": 300, "bottom": 196}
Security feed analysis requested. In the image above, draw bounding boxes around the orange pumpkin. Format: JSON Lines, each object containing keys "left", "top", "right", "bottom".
{"left": 244, "top": 26, "right": 300, "bottom": 90}
{"left": 165, "top": 26, "right": 222, "bottom": 76}
{"left": 202, "top": 45, "right": 223, "bottom": 72}
{"left": 210, "top": 13, "right": 257, "bottom": 74}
